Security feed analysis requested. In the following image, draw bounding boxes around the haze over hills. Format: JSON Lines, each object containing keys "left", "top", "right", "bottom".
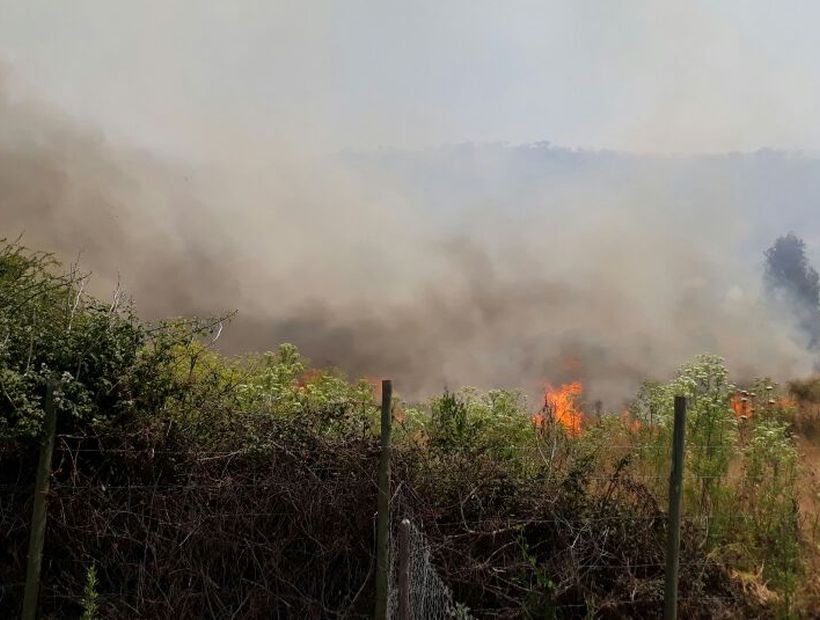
{"left": 341, "top": 142, "right": 820, "bottom": 265}
{"left": 4, "top": 78, "right": 819, "bottom": 405}
{"left": 4, "top": 1, "right": 820, "bottom": 406}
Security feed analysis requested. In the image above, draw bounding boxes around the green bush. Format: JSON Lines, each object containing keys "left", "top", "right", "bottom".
{"left": 633, "top": 355, "right": 737, "bottom": 528}
{"left": 738, "top": 419, "right": 801, "bottom": 596}
{"left": 80, "top": 563, "right": 99, "bottom": 620}
{"left": 236, "top": 344, "right": 376, "bottom": 432}
{"left": 0, "top": 241, "right": 144, "bottom": 442}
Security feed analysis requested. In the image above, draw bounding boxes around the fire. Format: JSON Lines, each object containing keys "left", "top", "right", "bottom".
{"left": 621, "top": 409, "right": 641, "bottom": 433}
{"left": 363, "top": 376, "right": 404, "bottom": 422}
{"left": 730, "top": 392, "right": 752, "bottom": 419}
{"left": 776, "top": 396, "right": 796, "bottom": 410}
{"left": 536, "top": 381, "right": 584, "bottom": 437}
{"left": 364, "top": 376, "right": 383, "bottom": 400}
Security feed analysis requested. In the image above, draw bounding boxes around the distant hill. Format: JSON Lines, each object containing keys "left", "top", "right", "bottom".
{"left": 339, "top": 143, "right": 820, "bottom": 264}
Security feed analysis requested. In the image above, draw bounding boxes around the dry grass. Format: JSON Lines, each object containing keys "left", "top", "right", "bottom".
{"left": 788, "top": 375, "right": 820, "bottom": 615}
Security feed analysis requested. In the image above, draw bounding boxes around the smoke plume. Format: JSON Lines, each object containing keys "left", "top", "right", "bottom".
{"left": 1, "top": 75, "right": 815, "bottom": 406}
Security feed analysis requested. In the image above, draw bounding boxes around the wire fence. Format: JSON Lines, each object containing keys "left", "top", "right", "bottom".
{"left": 1, "top": 408, "right": 819, "bottom": 618}
{"left": 388, "top": 501, "right": 471, "bottom": 619}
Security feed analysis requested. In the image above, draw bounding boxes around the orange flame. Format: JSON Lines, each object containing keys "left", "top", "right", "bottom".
{"left": 621, "top": 409, "right": 641, "bottom": 433}
{"left": 364, "top": 376, "right": 383, "bottom": 400}
{"left": 362, "top": 377, "right": 405, "bottom": 422}
{"left": 730, "top": 392, "right": 752, "bottom": 419}
{"left": 537, "top": 381, "right": 584, "bottom": 437}
{"left": 776, "top": 396, "right": 796, "bottom": 410}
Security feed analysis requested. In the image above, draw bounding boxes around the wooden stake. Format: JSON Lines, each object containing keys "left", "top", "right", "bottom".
{"left": 663, "top": 396, "right": 687, "bottom": 620}
{"left": 374, "top": 379, "right": 393, "bottom": 620}
{"left": 22, "top": 379, "right": 58, "bottom": 620}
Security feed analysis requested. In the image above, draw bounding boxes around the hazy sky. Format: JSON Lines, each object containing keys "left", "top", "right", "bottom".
{"left": 2, "top": 1, "right": 820, "bottom": 156}
{"left": 4, "top": 1, "right": 820, "bottom": 396}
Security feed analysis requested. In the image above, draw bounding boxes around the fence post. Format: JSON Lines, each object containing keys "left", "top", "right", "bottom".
{"left": 663, "top": 395, "right": 687, "bottom": 620}
{"left": 374, "top": 379, "right": 393, "bottom": 620}
{"left": 398, "top": 518, "right": 412, "bottom": 620}
{"left": 22, "top": 379, "right": 58, "bottom": 620}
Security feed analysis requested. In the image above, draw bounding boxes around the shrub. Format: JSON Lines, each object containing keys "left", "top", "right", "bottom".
{"left": 633, "top": 355, "right": 737, "bottom": 535}
{"left": 80, "top": 563, "right": 99, "bottom": 620}
{"left": 737, "top": 419, "right": 801, "bottom": 596}
{"left": 0, "top": 240, "right": 144, "bottom": 443}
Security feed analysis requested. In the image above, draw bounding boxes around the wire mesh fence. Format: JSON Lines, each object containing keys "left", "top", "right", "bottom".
{"left": 386, "top": 491, "right": 473, "bottom": 620}
{"left": 1, "top": 415, "right": 819, "bottom": 617}
{"left": 388, "top": 518, "right": 470, "bottom": 619}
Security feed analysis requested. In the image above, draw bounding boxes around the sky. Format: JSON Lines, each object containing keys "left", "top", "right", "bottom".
{"left": 2, "top": 1, "right": 820, "bottom": 156}
{"left": 3, "top": 1, "right": 820, "bottom": 398}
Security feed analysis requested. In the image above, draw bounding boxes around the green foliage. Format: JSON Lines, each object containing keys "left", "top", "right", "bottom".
{"left": 429, "top": 390, "right": 479, "bottom": 451}
{"left": 80, "top": 563, "right": 99, "bottom": 620}
{"left": 237, "top": 344, "right": 307, "bottom": 415}
{"left": 738, "top": 419, "right": 801, "bottom": 595}
{"left": 0, "top": 238, "right": 375, "bottom": 449}
{"left": 633, "top": 355, "right": 804, "bottom": 608}
{"left": 235, "top": 344, "right": 377, "bottom": 441}
{"left": 635, "top": 355, "right": 737, "bottom": 531}
{"left": 674, "top": 355, "right": 738, "bottom": 534}
{"left": 424, "top": 387, "right": 536, "bottom": 464}
{"left": 0, "top": 240, "right": 144, "bottom": 442}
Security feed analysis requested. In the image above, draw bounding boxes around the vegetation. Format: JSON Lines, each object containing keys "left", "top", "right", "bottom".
{"left": 80, "top": 563, "right": 99, "bottom": 620}
{"left": 1, "top": 239, "right": 818, "bottom": 618}
{"left": 764, "top": 232, "right": 820, "bottom": 351}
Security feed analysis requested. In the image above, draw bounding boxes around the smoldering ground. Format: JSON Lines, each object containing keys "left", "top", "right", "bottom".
{"left": 1, "top": 77, "right": 815, "bottom": 406}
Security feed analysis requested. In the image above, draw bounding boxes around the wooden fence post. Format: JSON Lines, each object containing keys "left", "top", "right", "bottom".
{"left": 663, "top": 395, "right": 687, "bottom": 620}
{"left": 374, "top": 379, "right": 393, "bottom": 620}
{"left": 398, "top": 518, "right": 412, "bottom": 620}
{"left": 22, "top": 379, "right": 58, "bottom": 620}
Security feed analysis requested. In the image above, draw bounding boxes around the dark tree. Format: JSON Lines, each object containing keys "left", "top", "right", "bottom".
{"left": 764, "top": 233, "right": 820, "bottom": 349}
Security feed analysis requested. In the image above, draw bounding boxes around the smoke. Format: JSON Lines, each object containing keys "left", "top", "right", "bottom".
{"left": 1, "top": 75, "right": 815, "bottom": 406}
{"left": 764, "top": 233, "right": 820, "bottom": 353}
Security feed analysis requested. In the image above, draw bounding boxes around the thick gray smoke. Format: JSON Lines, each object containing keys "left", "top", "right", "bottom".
{"left": 1, "top": 77, "right": 815, "bottom": 406}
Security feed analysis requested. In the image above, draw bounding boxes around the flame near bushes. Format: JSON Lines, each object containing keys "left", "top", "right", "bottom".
{"left": 534, "top": 381, "right": 585, "bottom": 437}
